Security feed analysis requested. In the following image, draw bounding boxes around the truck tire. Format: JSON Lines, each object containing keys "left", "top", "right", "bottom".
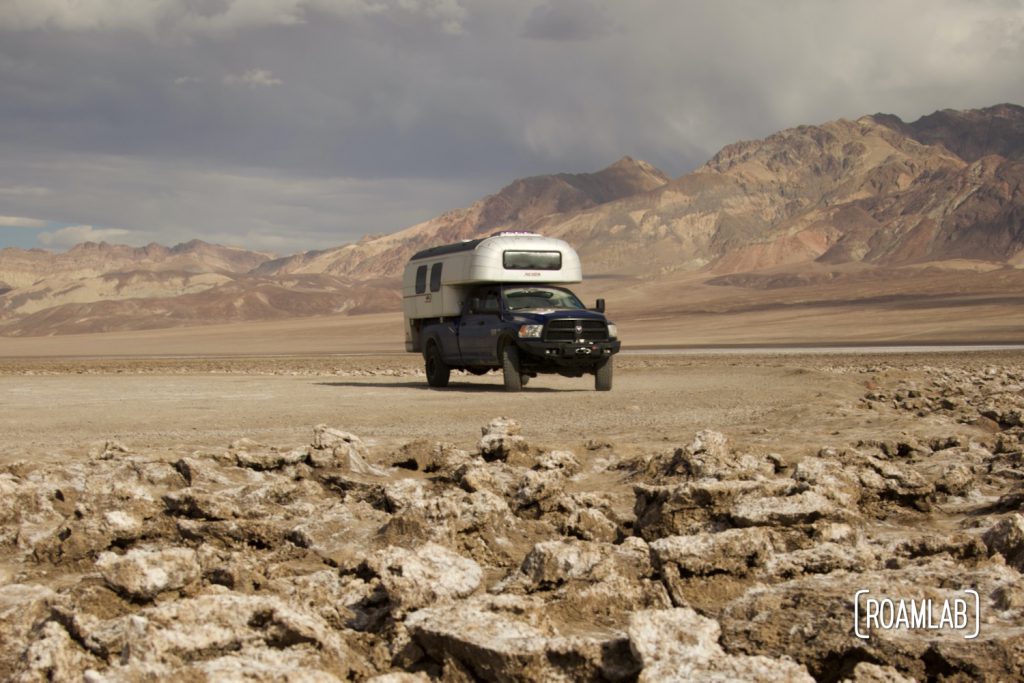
{"left": 595, "top": 357, "right": 613, "bottom": 391}
{"left": 502, "top": 344, "right": 523, "bottom": 392}
{"left": 425, "top": 342, "right": 450, "bottom": 388}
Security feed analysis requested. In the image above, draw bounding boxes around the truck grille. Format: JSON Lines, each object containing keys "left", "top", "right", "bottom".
{"left": 543, "top": 319, "right": 609, "bottom": 343}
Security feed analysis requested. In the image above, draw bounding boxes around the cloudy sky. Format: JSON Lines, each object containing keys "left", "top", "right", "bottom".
{"left": 1, "top": 0, "right": 1022, "bottom": 254}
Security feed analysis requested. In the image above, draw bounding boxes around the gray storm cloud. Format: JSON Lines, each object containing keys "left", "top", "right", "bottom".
{"left": 0, "top": 0, "right": 1022, "bottom": 252}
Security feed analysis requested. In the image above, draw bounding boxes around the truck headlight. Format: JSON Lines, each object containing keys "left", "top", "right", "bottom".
{"left": 607, "top": 323, "right": 618, "bottom": 339}
{"left": 518, "top": 324, "right": 543, "bottom": 338}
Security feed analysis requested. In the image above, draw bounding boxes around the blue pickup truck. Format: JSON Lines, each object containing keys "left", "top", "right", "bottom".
{"left": 402, "top": 232, "right": 621, "bottom": 391}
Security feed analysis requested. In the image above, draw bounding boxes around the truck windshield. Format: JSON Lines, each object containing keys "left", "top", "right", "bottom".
{"left": 503, "top": 286, "right": 585, "bottom": 311}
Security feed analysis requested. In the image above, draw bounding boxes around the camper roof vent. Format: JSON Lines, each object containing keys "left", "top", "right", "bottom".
{"left": 491, "top": 230, "right": 540, "bottom": 237}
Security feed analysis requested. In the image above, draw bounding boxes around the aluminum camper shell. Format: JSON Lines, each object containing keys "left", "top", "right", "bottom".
{"left": 402, "top": 232, "right": 582, "bottom": 323}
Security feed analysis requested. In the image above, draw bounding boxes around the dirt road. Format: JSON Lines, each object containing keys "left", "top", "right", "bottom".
{"left": 0, "top": 352, "right": 943, "bottom": 464}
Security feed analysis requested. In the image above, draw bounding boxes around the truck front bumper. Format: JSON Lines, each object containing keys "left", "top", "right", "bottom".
{"left": 517, "top": 338, "right": 621, "bottom": 366}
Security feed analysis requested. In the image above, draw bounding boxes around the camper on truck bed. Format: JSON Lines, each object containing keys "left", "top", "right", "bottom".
{"left": 402, "top": 231, "right": 621, "bottom": 392}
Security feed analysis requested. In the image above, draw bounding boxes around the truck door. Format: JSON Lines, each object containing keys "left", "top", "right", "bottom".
{"left": 458, "top": 286, "right": 501, "bottom": 364}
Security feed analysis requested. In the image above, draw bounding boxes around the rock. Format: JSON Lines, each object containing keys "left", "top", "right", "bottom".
{"left": 456, "top": 460, "right": 521, "bottom": 498}
{"left": 841, "top": 662, "right": 916, "bottom": 683}
{"left": 885, "top": 532, "right": 987, "bottom": 564}
{"left": 983, "top": 514, "right": 1024, "bottom": 570}
{"left": 633, "top": 479, "right": 797, "bottom": 539}
{"left": 312, "top": 424, "right": 365, "bottom": 452}
{"left": 288, "top": 500, "right": 390, "bottom": 567}
{"left": 311, "top": 424, "right": 380, "bottom": 473}
{"left": 234, "top": 448, "right": 308, "bottom": 471}
{"left": 0, "top": 584, "right": 63, "bottom": 677}
{"left": 15, "top": 620, "right": 97, "bottom": 682}
{"left": 992, "top": 582, "right": 1024, "bottom": 611}
{"left": 792, "top": 457, "right": 862, "bottom": 507}
{"left": 478, "top": 417, "right": 527, "bottom": 462}
{"left": 563, "top": 505, "right": 620, "bottom": 543}
{"left": 730, "top": 490, "right": 839, "bottom": 527}
{"left": 719, "top": 560, "right": 1024, "bottom": 681}
{"left": 406, "top": 595, "right": 639, "bottom": 682}
{"left": 519, "top": 538, "right": 652, "bottom": 588}
{"left": 812, "top": 522, "right": 859, "bottom": 545}
{"left": 425, "top": 443, "right": 476, "bottom": 478}
{"left": 535, "top": 450, "right": 579, "bottom": 473}
{"left": 627, "top": 608, "right": 813, "bottom": 682}
{"left": 71, "top": 592, "right": 363, "bottom": 679}
{"left": 856, "top": 454, "right": 935, "bottom": 510}
{"left": 265, "top": 569, "right": 380, "bottom": 633}
{"left": 363, "top": 543, "right": 482, "bottom": 611}
{"left": 189, "top": 649, "right": 348, "bottom": 682}
{"left": 934, "top": 463, "right": 975, "bottom": 496}
{"left": 514, "top": 468, "right": 566, "bottom": 513}
{"left": 649, "top": 431, "right": 779, "bottom": 482}
{"left": 367, "top": 673, "right": 431, "bottom": 683}
{"left": 688, "top": 430, "right": 729, "bottom": 460}
{"left": 796, "top": 451, "right": 935, "bottom": 514}
{"left": 671, "top": 432, "right": 774, "bottom": 481}
{"left": 762, "top": 542, "right": 878, "bottom": 578}
{"left": 96, "top": 547, "right": 201, "bottom": 600}
{"left": 502, "top": 538, "right": 671, "bottom": 621}
{"left": 6, "top": 460, "right": 176, "bottom": 563}
{"left": 993, "top": 432, "right": 1023, "bottom": 455}
{"left": 174, "top": 455, "right": 254, "bottom": 487}
{"left": 95, "top": 439, "right": 129, "bottom": 460}
{"left": 390, "top": 440, "right": 475, "bottom": 478}
{"left": 650, "top": 528, "right": 774, "bottom": 577}
{"left": 101, "top": 510, "right": 141, "bottom": 537}
{"left": 380, "top": 479, "right": 518, "bottom": 564}
{"left": 163, "top": 489, "right": 237, "bottom": 521}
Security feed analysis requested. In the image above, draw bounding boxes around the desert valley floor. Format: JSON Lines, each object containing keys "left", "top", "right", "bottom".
{"left": 1, "top": 350, "right": 1023, "bottom": 681}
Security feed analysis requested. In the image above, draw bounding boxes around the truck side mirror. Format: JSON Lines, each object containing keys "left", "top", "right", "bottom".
{"left": 469, "top": 297, "right": 481, "bottom": 314}
{"left": 595, "top": 298, "right": 605, "bottom": 313}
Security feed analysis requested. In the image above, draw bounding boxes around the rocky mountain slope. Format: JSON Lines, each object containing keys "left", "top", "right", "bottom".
{"left": 1, "top": 104, "right": 1021, "bottom": 337}
{"left": 0, "top": 239, "right": 271, "bottom": 290}
{"left": 874, "top": 102, "right": 1024, "bottom": 163}
{"left": 256, "top": 103, "right": 1024, "bottom": 282}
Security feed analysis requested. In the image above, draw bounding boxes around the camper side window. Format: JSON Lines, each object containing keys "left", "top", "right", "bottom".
{"left": 429, "top": 263, "right": 443, "bottom": 292}
{"left": 414, "top": 265, "right": 427, "bottom": 294}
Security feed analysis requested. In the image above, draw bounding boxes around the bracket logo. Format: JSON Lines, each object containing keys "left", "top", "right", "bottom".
{"left": 853, "top": 589, "right": 980, "bottom": 640}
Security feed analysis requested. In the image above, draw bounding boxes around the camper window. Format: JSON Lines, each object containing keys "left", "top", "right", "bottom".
{"left": 429, "top": 263, "right": 443, "bottom": 292}
{"left": 503, "top": 250, "right": 562, "bottom": 270}
{"left": 415, "top": 265, "right": 427, "bottom": 294}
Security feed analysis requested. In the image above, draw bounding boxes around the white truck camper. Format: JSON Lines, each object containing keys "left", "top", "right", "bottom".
{"left": 402, "top": 231, "right": 621, "bottom": 392}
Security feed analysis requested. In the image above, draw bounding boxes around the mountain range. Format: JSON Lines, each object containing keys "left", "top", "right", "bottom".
{"left": 1, "top": 103, "right": 1022, "bottom": 339}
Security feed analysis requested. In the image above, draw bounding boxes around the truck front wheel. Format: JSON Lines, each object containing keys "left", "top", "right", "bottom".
{"left": 425, "top": 343, "right": 450, "bottom": 388}
{"left": 595, "top": 357, "right": 613, "bottom": 391}
{"left": 502, "top": 344, "right": 523, "bottom": 393}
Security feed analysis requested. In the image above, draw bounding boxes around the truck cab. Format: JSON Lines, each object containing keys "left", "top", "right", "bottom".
{"left": 402, "top": 232, "right": 621, "bottom": 391}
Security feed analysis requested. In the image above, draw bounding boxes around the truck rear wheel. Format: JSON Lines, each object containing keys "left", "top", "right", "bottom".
{"left": 502, "top": 344, "right": 523, "bottom": 393}
{"left": 425, "top": 343, "right": 450, "bottom": 388}
{"left": 595, "top": 357, "right": 613, "bottom": 391}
